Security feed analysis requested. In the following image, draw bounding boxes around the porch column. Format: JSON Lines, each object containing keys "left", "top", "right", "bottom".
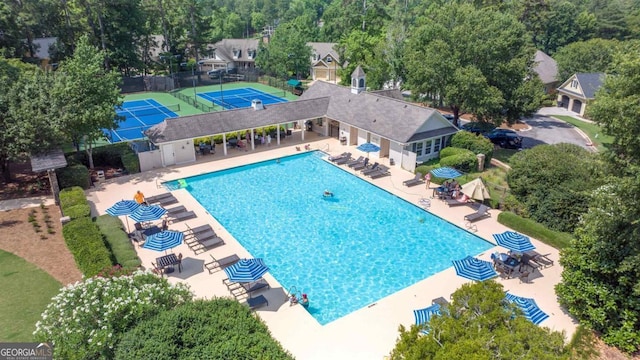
{"left": 300, "top": 121, "right": 305, "bottom": 141}
{"left": 250, "top": 129, "right": 255, "bottom": 150}
{"left": 222, "top": 133, "right": 227, "bottom": 156}
{"left": 276, "top": 126, "right": 281, "bottom": 145}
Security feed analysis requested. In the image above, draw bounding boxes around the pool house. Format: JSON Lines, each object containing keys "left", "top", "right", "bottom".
{"left": 144, "top": 66, "right": 459, "bottom": 172}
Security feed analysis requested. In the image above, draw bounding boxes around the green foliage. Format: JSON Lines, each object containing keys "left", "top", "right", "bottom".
{"left": 34, "top": 271, "right": 192, "bottom": 360}
{"left": 95, "top": 215, "right": 141, "bottom": 270}
{"left": 390, "top": 281, "right": 569, "bottom": 359}
{"left": 553, "top": 38, "right": 621, "bottom": 82}
{"left": 507, "top": 143, "right": 605, "bottom": 232}
{"left": 439, "top": 149, "right": 477, "bottom": 173}
{"left": 59, "top": 186, "right": 87, "bottom": 209}
{"left": 497, "top": 211, "right": 573, "bottom": 250}
{"left": 587, "top": 50, "right": 640, "bottom": 166}
{"left": 56, "top": 164, "right": 90, "bottom": 190}
{"left": 120, "top": 152, "right": 140, "bottom": 174}
{"left": 450, "top": 131, "right": 494, "bottom": 163}
{"left": 438, "top": 147, "right": 469, "bottom": 159}
{"left": 61, "top": 217, "right": 113, "bottom": 277}
{"left": 255, "top": 21, "right": 312, "bottom": 79}
{"left": 557, "top": 175, "right": 640, "bottom": 353}
{"left": 64, "top": 204, "right": 91, "bottom": 220}
{"left": 115, "top": 299, "right": 293, "bottom": 360}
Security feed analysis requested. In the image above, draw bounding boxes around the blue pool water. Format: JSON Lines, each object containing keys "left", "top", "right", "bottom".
{"left": 173, "top": 152, "right": 493, "bottom": 324}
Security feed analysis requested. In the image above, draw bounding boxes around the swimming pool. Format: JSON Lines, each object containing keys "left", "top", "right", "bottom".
{"left": 173, "top": 152, "right": 493, "bottom": 324}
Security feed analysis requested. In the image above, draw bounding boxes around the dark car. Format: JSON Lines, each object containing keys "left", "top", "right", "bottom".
{"left": 460, "top": 122, "right": 496, "bottom": 135}
{"left": 484, "top": 129, "right": 523, "bottom": 149}
{"left": 440, "top": 113, "right": 455, "bottom": 123}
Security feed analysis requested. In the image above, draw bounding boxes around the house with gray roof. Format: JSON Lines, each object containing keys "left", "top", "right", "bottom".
{"left": 556, "top": 73, "right": 605, "bottom": 116}
{"left": 199, "top": 39, "right": 260, "bottom": 73}
{"left": 533, "top": 50, "right": 558, "bottom": 94}
{"left": 144, "top": 66, "right": 458, "bottom": 171}
{"left": 308, "top": 42, "right": 342, "bottom": 82}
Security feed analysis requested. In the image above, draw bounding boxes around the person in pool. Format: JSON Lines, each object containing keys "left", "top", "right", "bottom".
{"left": 323, "top": 190, "right": 334, "bottom": 197}
{"left": 300, "top": 293, "right": 309, "bottom": 307}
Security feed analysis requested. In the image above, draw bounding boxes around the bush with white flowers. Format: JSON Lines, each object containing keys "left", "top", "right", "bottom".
{"left": 34, "top": 270, "right": 192, "bottom": 360}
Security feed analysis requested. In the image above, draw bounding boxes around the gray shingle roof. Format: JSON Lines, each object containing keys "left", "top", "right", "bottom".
{"left": 147, "top": 81, "right": 458, "bottom": 145}
{"left": 212, "top": 39, "right": 259, "bottom": 63}
{"left": 533, "top": 50, "right": 558, "bottom": 84}
{"left": 30, "top": 149, "right": 67, "bottom": 172}
{"left": 308, "top": 42, "right": 339, "bottom": 63}
{"left": 352, "top": 65, "right": 365, "bottom": 78}
{"left": 576, "top": 73, "right": 605, "bottom": 99}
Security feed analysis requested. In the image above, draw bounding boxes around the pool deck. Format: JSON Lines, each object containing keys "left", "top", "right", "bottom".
{"left": 87, "top": 134, "right": 578, "bottom": 359}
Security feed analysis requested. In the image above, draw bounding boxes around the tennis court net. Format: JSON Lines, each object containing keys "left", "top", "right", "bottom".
{"left": 119, "top": 104, "right": 180, "bottom": 117}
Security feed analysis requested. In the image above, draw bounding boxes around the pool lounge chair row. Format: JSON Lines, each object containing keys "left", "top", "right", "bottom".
{"left": 223, "top": 277, "right": 271, "bottom": 300}
{"left": 146, "top": 192, "right": 178, "bottom": 206}
{"left": 204, "top": 254, "right": 240, "bottom": 274}
{"left": 184, "top": 224, "right": 224, "bottom": 254}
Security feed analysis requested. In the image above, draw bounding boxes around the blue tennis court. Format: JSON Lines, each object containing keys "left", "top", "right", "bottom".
{"left": 105, "top": 99, "right": 179, "bottom": 142}
{"left": 197, "top": 87, "right": 288, "bottom": 110}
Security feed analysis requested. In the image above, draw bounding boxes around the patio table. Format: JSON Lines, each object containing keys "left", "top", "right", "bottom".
{"left": 156, "top": 254, "right": 180, "bottom": 273}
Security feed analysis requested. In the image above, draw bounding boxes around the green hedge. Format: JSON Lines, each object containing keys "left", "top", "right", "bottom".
{"left": 439, "top": 149, "right": 477, "bottom": 172}
{"left": 64, "top": 204, "right": 91, "bottom": 220}
{"left": 59, "top": 186, "right": 87, "bottom": 209}
{"left": 439, "top": 147, "right": 470, "bottom": 159}
{"left": 62, "top": 217, "right": 113, "bottom": 277}
{"left": 497, "top": 211, "right": 574, "bottom": 250}
{"left": 121, "top": 152, "right": 140, "bottom": 174}
{"left": 64, "top": 142, "right": 140, "bottom": 175}
{"left": 95, "top": 215, "right": 141, "bottom": 270}
{"left": 56, "top": 164, "right": 90, "bottom": 190}
{"left": 451, "top": 131, "right": 494, "bottom": 163}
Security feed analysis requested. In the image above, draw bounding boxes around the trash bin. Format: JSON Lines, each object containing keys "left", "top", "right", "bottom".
{"left": 305, "top": 121, "right": 313, "bottom": 131}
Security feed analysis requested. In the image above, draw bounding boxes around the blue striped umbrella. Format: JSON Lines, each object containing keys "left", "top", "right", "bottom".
{"left": 492, "top": 231, "right": 535, "bottom": 253}
{"left": 414, "top": 303, "right": 441, "bottom": 326}
{"left": 356, "top": 142, "right": 380, "bottom": 154}
{"left": 224, "top": 258, "right": 269, "bottom": 283}
{"left": 143, "top": 230, "right": 184, "bottom": 253}
{"left": 505, "top": 292, "right": 549, "bottom": 325}
{"left": 129, "top": 205, "right": 167, "bottom": 223}
{"left": 452, "top": 256, "right": 497, "bottom": 281}
{"left": 430, "top": 167, "right": 463, "bottom": 179}
{"left": 106, "top": 200, "right": 140, "bottom": 232}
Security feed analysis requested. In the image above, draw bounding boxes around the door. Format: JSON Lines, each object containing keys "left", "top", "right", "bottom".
{"left": 162, "top": 144, "right": 175, "bottom": 166}
{"left": 571, "top": 100, "right": 582, "bottom": 114}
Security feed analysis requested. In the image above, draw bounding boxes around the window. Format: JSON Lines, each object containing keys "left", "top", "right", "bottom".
{"left": 358, "top": 78, "right": 365, "bottom": 87}
{"left": 233, "top": 49, "right": 241, "bottom": 59}
{"left": 352, "top": 78, "right": 357, "bottom": 87}
{"left": 248, "top": 49, "right": 256, "bottom": 59}
{"left": 316, "top": 118, "right": 323, "bottom": 126}
{"left": 326, "top": 56, "right": 332, "bottom": 63}
{"left": 424, "top": 140, "right": 432, "bottom": 154}
{"left": 571, "top": 79, "right": 578, "bottom": 88}
{"left": 413, "top": 142, "right": 423, "bottom": 156}
{"left": 433, "top": 137, "right": 442, "bottom": 152}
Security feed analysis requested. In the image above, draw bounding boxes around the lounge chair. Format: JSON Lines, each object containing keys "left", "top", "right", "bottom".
{"left": 463, "top": 204, "right": 491, "bottom": 223}
{"left": 204, "top": 254, "right": 240, "bottom": 274}
{"left": 188, "top": 231, "right": 224, "bottom": 254}
{"left": 368, "top": 165, "right": 390, "bottom": 179}
{"left": 443, "top": 195, "right": 471, "bottom": 207}
{"left": 165, "top": 205, "right": 186, "bottom": 214}
{"left": 361, "top": 162, "right": 380, "bottom": 175}
{"left": 245, "top": 294, "right": 269, "bottom": 310}
{"left": 345, "top": 156, "right": 364, "bottom": 167}
{"left": 146, "top": 193, "right": 178, "bottom": 206}
{"left": 229, "top": 279, "right": 270, "bottom": 298}
{"left": 329, "top": 152, "right": 348, "bottom": 162}
{"left": 403, "top": 172, "right": 424, "bottom": 187}
{"left": 187, "top": 224, "right": 213, "bottom": 235}
{"left": 334, "top": 154, "right": 353, "bottom": 165}
{"left": 167, "top": 210, "right": 197, "bottom": 223}
{"left": 525, "top": 251, "right": 554, "bottom": 268}
{"left": 351, "top": 158, "right": 369, "bottom": 170}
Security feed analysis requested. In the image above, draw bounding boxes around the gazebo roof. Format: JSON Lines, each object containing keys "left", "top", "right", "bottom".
{"left": 30, "top": 149, "right": 67, "bottom": 172}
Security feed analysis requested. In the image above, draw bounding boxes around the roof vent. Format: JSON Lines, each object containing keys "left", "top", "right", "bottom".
{"left": 251, "top": 99, "right": 264, "bottom": 110}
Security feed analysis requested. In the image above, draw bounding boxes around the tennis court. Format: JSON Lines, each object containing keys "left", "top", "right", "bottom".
{"left": 197, "top": 87, "right": 288, "bottom": 110}
{"left": 106, "top": 99, "right": 179, "bottom": 142}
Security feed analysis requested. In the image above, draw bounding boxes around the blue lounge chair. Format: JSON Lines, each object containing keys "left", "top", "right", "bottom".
{"left": 368, "top": 165, "right": 390, "bottom": 179}
{"left": 463, "top": 204, "right": 491, "bottom": 223}
{"left": 351, "top": 158, "right": 369, "bottom": 170}
{"left": 345, "top": 156, "right": 364, "bottom": 167}
{"left": 361, "top": 162, "right": 380, "bottom": 175}
{"left": 334, "top": 154, "right": 353, "bottom": 165}
{"left": 204, "top": 254, "right": 240, "bottom": 273}
{"left": 403, "top": 172, "right": 424, "bottom": 187}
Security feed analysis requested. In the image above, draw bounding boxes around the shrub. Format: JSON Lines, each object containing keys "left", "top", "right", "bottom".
{"left": 59, "top": 186, "right": 86, "bottom": 209}
{"left": 451, "top": 131, "right": 494, "bottom": 163}
{"left": 34, "top": 271, "right": 192, "bottom": 360}
{"left": 62, "top": 217, "right": 113, "bottom": 277}
{"left": 95, "top": 215, "right": 141, "bottom": 270}
{"left": 497, "top": 211, "right": 573, "bottom": 249}
{"left": 439, "top": 150, "right": 478, "bottom": 173}
{"left": 64, "top": 203, "right": 91, "bottom": 220}
{"left": 120, "top": 152, "right": 140, "bottom": 174}
{"left": 115, "top": 299, "right": 293, "bottom": 360}
{"left": 56, "top": 164, "right": 90, "bottom": 190}
{"left": 439, "top": 146, "right": 470, "bottom": 159}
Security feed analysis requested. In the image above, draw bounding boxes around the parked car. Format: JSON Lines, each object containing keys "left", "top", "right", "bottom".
{"left": 484, "top": 129, "right": 523, "bottom": 149}
{"left": 461, "top": 121, "right": 496, "bottom": 135}
{"left": 440, "top": 113, "right": 455, "bottom": 123}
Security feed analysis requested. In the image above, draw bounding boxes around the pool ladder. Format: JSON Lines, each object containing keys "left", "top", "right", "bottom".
{"left": 286, "top": 286, "right": 300, "bottom": 301}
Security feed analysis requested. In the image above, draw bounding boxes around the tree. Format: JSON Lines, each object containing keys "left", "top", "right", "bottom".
{"left": 34, "top": 271, "right": 192, "bottom": 359}
{"left": 587, "top": 49, "right": 640, "bottom": 165}
{"left": 506, "top": 143, "right": 605, "bottom": 233}
{"left": 255, "top": 21, "right": 311, "bottom": 79}
{"left": 553, "top": 38, "right": 622, "bottom": 82}
{"left": 556, "top": 173, "right": 640, "bottom": 352}
{"left": 390, "top": 281, "right": 568, "bottom": 359}
{"left": 115, "top": 299, "right": 294, "bottom": 359}
{"left": 404, "top": 3, "right": 544, "bottom": 127}
{"left": 51, "top": 35, "right": 121, "bottom": 169}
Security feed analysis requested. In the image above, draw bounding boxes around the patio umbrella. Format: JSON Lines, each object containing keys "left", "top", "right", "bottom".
{"left": 414, "top": 303, "right": 441, "bottom": 326}
{"left": 105, "top": 200, "right": 140, "bottom": 232}
{"left": 460, "top": 178, "right": 491, "bottom": 201}
{"left": 143, "top": 230, "right": 184, "bottom": 253}
{"left": 430, "top": 167, "right": 463, "bottom": 179}
{"left": 356, "top": 142, "right": 380, "bottom": 157}
{"left": 129, "top": 205, "right": 167, "bottom": 223}
{"left": 224, "top": 258, "right": 269, "bottom": 283}
{"left": 492, "top": 231, "right": 535, "bottom": 253}
{"left": 452, "top": 256, "right": 497, "bottom": 281}
{"left": 505, "top": 292, "right": 549, "bottom": 325}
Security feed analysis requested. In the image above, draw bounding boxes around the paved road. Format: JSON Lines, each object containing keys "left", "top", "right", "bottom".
{"left": 520, "top": 114, "right": 590, "bottom": 150}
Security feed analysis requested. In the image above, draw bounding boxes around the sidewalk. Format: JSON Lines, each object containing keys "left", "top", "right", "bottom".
{"left": 535, "top": 107, "right": 594, "bottom": 123}
{"left": 0, "top": 196, "right": 55, "bottom": 211}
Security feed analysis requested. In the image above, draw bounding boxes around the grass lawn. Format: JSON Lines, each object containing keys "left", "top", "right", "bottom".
{"left": 553, "top": 115, "right": 614, "bottom": 151}
{"left": 492, "top": 148, "right": 520, "bottom": 164}
{"left": 0, "top": 250, "right": 61, "bottom": 342}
